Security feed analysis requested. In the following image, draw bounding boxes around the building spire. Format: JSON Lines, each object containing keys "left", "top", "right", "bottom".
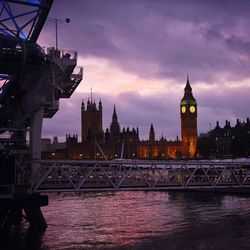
{"left": 112, "top": 105, "right": 118, "bottom": 122}
{"left": 150, "top": 123, "right": 154, "bottom": 132}
{"left": 90, "top": 87, "right": 93, "bottom": 103}
{"left": 81, "top": 99, "right": 85, "bottom": 110}
{"left": 110, "top": 104, "right": 120, "bottom": 136}
{"left": 185, "top": 74, "right": 191, "bottom": 92}
{"left": 182, "top": 75, "right": 195, "bottom": 101}
{"left": 98, "top": 99, "right": 102, "bottom": 110}
{"left": 149, "top": 123, "right": 155, "bottom": 142}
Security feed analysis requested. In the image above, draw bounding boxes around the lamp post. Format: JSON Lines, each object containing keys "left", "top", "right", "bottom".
{"left": 48, "top": 18, "right": 70, "bottom": 50}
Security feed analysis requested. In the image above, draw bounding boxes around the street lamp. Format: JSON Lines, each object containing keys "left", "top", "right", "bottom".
{"left": 48, "top": 17, "right": 70, "bottom": 50}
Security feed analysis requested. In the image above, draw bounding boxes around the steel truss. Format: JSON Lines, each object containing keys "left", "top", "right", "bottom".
{"left": 25, "top": 160, "right": 250, "bottom": 192}
{"left": 0, "top": 0, "right": 53, "bottom": 42}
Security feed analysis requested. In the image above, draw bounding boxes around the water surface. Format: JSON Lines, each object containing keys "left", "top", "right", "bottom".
{"left": 3, "top": 191, "right": 250, "bottom": 249}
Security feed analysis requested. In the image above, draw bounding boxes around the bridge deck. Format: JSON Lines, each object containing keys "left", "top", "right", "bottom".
{"left": 16, "top": 159, "right": 250, "bottom": 193}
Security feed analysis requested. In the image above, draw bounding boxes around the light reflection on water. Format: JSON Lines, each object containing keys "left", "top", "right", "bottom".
{"left": 3, "top": 191, "right": 250, "bottom": 250}
{"left": 43, "top": 192, "right": 184, "bottom": 249}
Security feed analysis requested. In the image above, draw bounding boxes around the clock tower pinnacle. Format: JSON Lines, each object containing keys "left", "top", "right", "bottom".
{"left": 180, "top": 76, "right": 198, "bottom": 158}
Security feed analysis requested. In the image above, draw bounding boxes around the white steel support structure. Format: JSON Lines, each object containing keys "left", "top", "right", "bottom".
{"left": 28, "top": 160, "right": 250, "bottom": 193}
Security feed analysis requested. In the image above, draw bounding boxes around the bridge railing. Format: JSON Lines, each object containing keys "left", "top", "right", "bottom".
{"left": 29, "top": 160, "right": 250, "bottom": 192}
{"left": 45, "top": 47, "right": 77, "bottom": 61}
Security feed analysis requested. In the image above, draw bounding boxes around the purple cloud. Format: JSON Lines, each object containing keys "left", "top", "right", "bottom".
{"left": 40, "top": 0, "right": 250, "bottom": 141}
{"left": 39, "top": 0, "right": 250, "bottom": 82}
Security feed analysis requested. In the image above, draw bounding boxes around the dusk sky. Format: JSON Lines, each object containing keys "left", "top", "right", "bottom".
{"left": 39, "top": 0, "right": 250, "bottom": 141}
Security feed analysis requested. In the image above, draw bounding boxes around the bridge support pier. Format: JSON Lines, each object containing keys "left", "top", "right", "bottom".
{"left": 24, "top": 206, "right": 47, "bottom": 231}
{"left": 0, "top": 193, "right": 48, "bottom": 234}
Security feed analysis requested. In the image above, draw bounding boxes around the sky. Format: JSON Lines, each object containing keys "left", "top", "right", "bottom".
{"left": 38, "top": 0, "right": 250, "bottom": 141}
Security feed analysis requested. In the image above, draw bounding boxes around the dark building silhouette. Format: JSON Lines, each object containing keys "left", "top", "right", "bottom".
{"left": 149, "top": 124, "right": 155, "bottom": 142}
{"left": 110, "top": 105, "right": 120, "bottom": 136}
{"left": 81, "top": 98, "right": 103, "bottom": 144}
{"left": 102, "top": 106, "right": 139, "bottom": 159}
{"left": 198, "top": 119, "right": 250, "bottom": 158}
{"left": 80, "top": 98, "right": 103, "bottom": 158}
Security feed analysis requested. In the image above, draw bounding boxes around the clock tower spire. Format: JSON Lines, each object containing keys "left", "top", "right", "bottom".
{"left": 180, "top": 76, "right": 198, "bottom": 158}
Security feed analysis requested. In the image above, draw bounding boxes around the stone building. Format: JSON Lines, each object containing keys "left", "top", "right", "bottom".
{"left": 198, "top": 119, "right": 250, "bottom": 158}
{"left": 180, "top": 76, "right": 198, "bottom": 157}
{"left": 43, "top": 77, "right": 198, "bottom": 159}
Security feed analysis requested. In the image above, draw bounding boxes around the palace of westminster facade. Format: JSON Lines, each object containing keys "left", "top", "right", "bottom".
{"left": 43, "top": 77, "right": 199, "bottom": 159}
{"left": 43, "top": 76, "right": 250, "bottom": 160}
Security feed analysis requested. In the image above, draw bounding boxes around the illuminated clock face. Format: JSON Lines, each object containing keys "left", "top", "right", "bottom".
{"left": 181, "top": 106, "right": 186, "bottom": 113}
{"left": 190, "top": 106, "right": 196, "bottom": 113}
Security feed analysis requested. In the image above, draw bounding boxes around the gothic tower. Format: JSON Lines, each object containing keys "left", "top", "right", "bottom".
{"left": 109, "top": 105, "right": 122, "bottom": 158}
{"left": 180, "top": 76, "right": 198, "bottom": 158}
{"left": 81, "top": 98, "right": 103, "bottom": 143}
{"left": 110, "top": 105, "right": 120, "bottom": 137}
{"left": 149, "top": 124, "right": 155, "bottom": 142}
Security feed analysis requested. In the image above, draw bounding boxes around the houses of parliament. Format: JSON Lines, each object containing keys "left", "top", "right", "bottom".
{"left": 42, "top": 77, "right": 198, "bottom": 159}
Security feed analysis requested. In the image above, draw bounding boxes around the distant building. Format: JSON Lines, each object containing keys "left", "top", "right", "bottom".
{"left": 81, "top": 98, "right": 103, "bottom": 144}
{"left": 42, "top": 77, "right": 198, "bottom": 159}
{"left": 41, "top": 138, "right": 51, "bottom": 152}
{"left": 42, "top": 136, "right": 67, "bottom": 159}
{"left": 138, "top": 132, "right": 181, "bottom": 159}
{"left": 198, "top": 119, "right": 250, "bottom": 158}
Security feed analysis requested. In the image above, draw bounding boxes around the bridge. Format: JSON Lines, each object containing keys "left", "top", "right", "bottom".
{"left": 9, "top": 159, "right": 250, "bottom": 193}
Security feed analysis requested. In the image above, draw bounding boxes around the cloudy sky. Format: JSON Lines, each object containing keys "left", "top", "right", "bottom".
{"left": 38, "top": 0, "right": 250, "bottom": 141}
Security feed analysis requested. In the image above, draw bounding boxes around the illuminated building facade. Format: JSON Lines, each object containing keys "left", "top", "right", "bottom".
{"left": 180, "top": 76, "right": 198, "bottom": 157}
{"left": 43, "top": 78, "right": 198, "bottom": 159}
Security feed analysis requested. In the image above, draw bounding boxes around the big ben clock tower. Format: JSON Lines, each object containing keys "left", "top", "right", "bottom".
{"left": 180, "top": 76, "right": 198, "bottom": 158}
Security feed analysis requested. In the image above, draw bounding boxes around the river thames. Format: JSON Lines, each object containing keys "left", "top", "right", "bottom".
{"left": 3, "top": 191, "right": 250, "bottom": 250}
